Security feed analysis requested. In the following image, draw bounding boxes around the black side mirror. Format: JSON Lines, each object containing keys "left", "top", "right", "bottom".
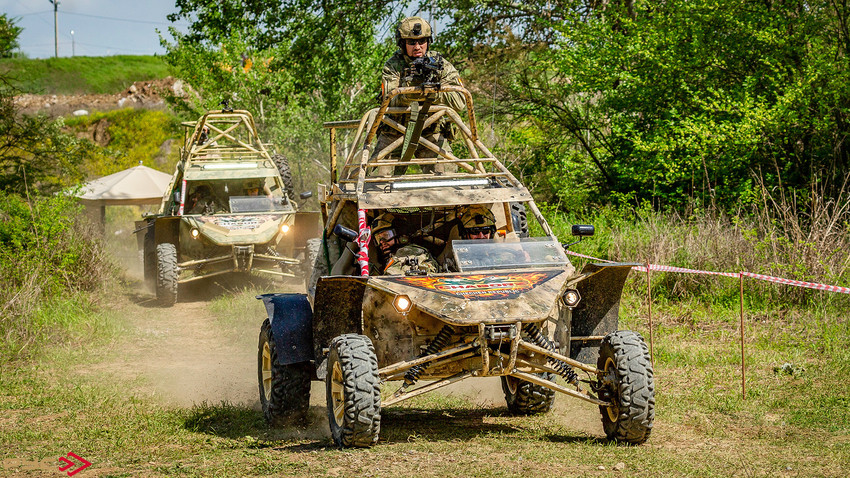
{"left": 299, "top": 191, "right": 313, "bottom": 200}
{"left": 332, "top": 224, "right": 358, "bottom": 243}
{"left": 571, "top": 224, "right": 594, "bottom": 237}
{"left": 563, "top": 224, "right": 595, "bottom": 250}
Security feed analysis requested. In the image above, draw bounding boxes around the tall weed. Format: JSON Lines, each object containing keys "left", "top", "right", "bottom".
{"left": 543, "top": 181, "right": 850, "bottom": 308}
{"left": 0, "top": 191, "right": 114, "bottom": 362}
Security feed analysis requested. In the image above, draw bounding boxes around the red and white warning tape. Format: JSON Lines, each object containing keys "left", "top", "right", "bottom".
{"left": 564, "top": 250, "right": 850, "bottom": 295}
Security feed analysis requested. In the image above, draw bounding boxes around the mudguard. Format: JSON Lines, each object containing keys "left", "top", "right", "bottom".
{"left": 311, "top": 276, "right": 368, "bottom": 361}
{"left": 570, "top": 262, "right": 639, "bottom": 363}
{"left": 257, "top": 293, "right": 314, "bottom": 365}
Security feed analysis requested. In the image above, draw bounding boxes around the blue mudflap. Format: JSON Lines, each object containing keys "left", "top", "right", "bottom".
{"left": 256, "top": 293, "right": 314, "bottom": 365}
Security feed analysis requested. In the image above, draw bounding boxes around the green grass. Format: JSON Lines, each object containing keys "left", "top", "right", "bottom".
{"left": 0, "top": 55, "right": 172, "bottom": 94}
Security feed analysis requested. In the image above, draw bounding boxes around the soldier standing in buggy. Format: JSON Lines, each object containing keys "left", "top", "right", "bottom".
{"left": 375, "top": 16, "right": 466, "bottom": 176}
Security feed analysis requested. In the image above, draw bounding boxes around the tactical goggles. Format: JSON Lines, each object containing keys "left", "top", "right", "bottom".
{"left": 465, "top": 226, "right": 493, "bottom": 236}
{"left": 374, "top": 229, "right": 397, "bottom": 245}
{"left": 405, "top": 38, "right": 428, "bottom": 46}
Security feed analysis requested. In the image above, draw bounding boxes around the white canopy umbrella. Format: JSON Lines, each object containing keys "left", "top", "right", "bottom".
{"left": 76, "top": 164, "right": 172, "bottom": 206}
{"left": 74, "top": 164, "right": 172, "bottom": 233}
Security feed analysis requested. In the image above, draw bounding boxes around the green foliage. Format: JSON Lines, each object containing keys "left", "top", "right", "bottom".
{"left": 0, "top": 55, "right": 173, "bottom": 94}
{"left": 0, "top": 191, "right": 113, "bottom": 362}
{"left": 162, "top": 2, "right": 401, "bottom": 194}
{"left": 63, "top": 108, "right": 182, "bottom": 177}
{"left": 0, "top": 77, "right": 93, "bottom": 194}
{"left": 0, "top": 13, "right": 22, "bottom": 58}
{"left": 440, "top": 1, "right": 850, "bottom": 212}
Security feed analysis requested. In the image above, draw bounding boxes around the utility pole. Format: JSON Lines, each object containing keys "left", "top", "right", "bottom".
{"left": 49, "top": 0, "right": 59, "bottom": 58}
{"left": 70, "top": 30, "right": 74, "bottom": 57}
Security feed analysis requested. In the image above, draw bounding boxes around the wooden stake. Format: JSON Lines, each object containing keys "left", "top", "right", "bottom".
{"left": 646, "top": 261, "right": 654, "bottom": 367}
{"left": 740, "top": 272, "right": 746, "bottom": 400}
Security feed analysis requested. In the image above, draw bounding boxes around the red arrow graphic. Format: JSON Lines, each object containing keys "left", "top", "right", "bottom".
{"left": 58, "top": 452, "right": 91, "bottom": 476}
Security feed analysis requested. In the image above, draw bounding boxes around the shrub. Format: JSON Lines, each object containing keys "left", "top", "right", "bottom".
{"left": 0, "top": 191, "right": 113, "bottom": 361}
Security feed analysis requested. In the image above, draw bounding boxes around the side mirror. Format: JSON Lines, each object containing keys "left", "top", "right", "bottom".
{"left": 299, "top": 191, "right": 313, "bottom": 200}
{"left": 571, "top": 224, "right": 594, "bottom": 237}
{"left": 332, "top": 224, "right": 358, "bottom": 243}
{"left": 563, "top": 224, "right": 595, "bottom": 250}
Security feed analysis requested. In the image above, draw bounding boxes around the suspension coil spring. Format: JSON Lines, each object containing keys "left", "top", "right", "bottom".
{"left": 524, "top": 323, "right": 579, "bottom": 385}
{"left": 404, "top": 324, "right": 455, "bottom": 385}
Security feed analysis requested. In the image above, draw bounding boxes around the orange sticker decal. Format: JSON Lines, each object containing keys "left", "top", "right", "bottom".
{"left": 386, "top": 271, "right": 563, "bottom": 300}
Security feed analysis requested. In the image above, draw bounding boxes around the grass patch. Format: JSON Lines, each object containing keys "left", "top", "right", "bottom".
{"left": 0, "top": 55, "right": 172, "bottom": 95}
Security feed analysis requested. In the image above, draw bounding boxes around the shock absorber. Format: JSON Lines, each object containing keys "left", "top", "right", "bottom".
{"left": 402, "top": 324, "right": 455, "bottom": 387}
{"left": 524, "top": 323, "right": 579, "bottom": 386}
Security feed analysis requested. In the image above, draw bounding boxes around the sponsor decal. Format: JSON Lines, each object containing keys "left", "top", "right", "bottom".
{"left": 386, "top": 271, "right": 563, "bottom": 300}
{"left": 198, "top": 214, "right": 279, "bottom": 230}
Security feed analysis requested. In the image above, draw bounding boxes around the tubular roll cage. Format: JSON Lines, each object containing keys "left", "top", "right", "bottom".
{"left": 321, "top": 85, "right": 554, "bottom": 238}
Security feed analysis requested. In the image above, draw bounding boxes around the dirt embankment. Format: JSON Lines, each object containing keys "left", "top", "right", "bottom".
{"left": 13, "top": 77, "right": 188, "bottom": 116}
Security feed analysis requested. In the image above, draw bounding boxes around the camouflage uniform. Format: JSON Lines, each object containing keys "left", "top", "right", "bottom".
{"left": 374, "top": 17, "right": 466, "bottom": 176}
{"left": 383, "top": 244, "right": 439, "bottom": 275}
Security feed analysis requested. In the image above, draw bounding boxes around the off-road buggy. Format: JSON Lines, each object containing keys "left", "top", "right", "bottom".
{"left": 136, "top": 108, "right": 319, "bottom": 306}
{"left": 256, "top": 81, "right": 654, "bottom": 447}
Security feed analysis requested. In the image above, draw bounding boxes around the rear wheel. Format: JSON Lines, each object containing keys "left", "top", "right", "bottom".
{"left": 258, "top": 319, "right": 311, "bottom": 425}
{"left": 596, "top": 331, "right": 655, "bottom": 444}
{"left": 155, "top": 242, "right": 178, "bottom": 306}
{"left": 142, "top": 226, "right": 155, "bottom": 289}
{"left": 501, "top": 372, "right": 556, "bottom": 415}
{"left": 510, "top": 202, "right": 529, "bottom": 237}
{"left": 272, "top": 153, "right": 295, "bottom": 201}
{"left": 326, "top": 334, "right": 381, "bottom": 447}
{"left": 305, "top": 237, "right": 326, "bottom": 299}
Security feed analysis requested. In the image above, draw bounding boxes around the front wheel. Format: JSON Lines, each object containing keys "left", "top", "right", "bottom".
{"left": 258, "top": 319, "right": 311, "bottom": 425}
{"left": 596, "top": 331, "right": 655, "bottom": 444}
{"left": 326, "top": 334, "right": 381, "bottom": 447}
{"left": 501, "top": 372, "right": 556, "bottom": 415}
{"left": 155, "top": 242, "right": 178, "bottom": 306}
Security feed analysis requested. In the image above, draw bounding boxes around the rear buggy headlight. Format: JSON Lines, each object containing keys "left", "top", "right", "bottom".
{"left": 392, "top": 294, "right": 412, "bottom": 315}
{"left": 191, "top": 228, "right": 200, "bottom": 239}
{"left": 280, "top": 224, "right": 290, "bottom": 234}
{"left": 562, "top": 288, "right": 581, "bottom": 308}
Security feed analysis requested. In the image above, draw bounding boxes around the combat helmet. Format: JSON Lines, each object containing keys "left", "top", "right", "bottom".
{"left": 460, "top": 204, "right": 496, "bottom": 237}
{"left": 395, "top": 16, "right": 433, "bottom": 49}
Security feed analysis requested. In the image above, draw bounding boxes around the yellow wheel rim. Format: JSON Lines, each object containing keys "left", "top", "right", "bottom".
{"left": 505, "top": 376, "right": 519, "bottom": 395}
{"left": 603, "top": 357, "right": 618, "bottom": 422}
{"left": 330, "top": 360, "right": 345, "bottom": 426}
{"left": 261, "top": 342, "right": 272, "bottom": 402}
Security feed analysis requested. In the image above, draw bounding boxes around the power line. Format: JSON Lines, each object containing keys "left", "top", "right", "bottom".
{"left": 63, "top": 11, "right": 186, "bottom": 26}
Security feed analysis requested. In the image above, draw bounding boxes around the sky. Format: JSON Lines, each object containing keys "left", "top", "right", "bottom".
{"left": 0, "top": 0, "right": 188, "bottom": 58}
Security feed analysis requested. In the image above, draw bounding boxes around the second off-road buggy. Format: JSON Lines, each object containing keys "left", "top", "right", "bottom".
{"left": 256, "top": 77, "right": 655, "bottom": 447}
{"left": 136, "top": 108, "right": 319, "bottom": 306}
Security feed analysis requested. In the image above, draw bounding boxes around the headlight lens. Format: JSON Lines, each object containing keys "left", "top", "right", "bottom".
{"left": 392, "top": 294, "right": 412, "bottom": 314}
{"left": 191, "top": 228, "right": 200, "bottom": 239}
{"left": 280, "top": 224, "right": 290, "bottom": 234}
{"left": 562, "top": 288, "right": 581, "bottom": 307}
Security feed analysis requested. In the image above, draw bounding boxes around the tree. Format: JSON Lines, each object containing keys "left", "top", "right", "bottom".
{"left": 436, "top": 0, "right": 850, "bottom": 211}
{"left": 0, "top": 14, "right": 22, "bottom": 58}
{"left": 0, "top": 76, "right": 92, "bottom": 194}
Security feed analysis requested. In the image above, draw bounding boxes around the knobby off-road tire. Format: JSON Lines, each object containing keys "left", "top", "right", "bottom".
{"left": 271, "top": 153, "right": 296, "bottom": 201}
{"left": 597, "top": 331, "right": 655, "bottom": 444}
{"left": 326, "top": 334, "right": 381, "bottom": 447}
{"left": 510, "top": 202, "right": 529, "bottom": 237}
{"left": 142, "top": 226, "right": 156, "bottom": 289}
{"left": 501, "top": 372, "right": 557, "bottom": 415}
{"left": 155, "top": 242, "right": 178, "bottom": 306}
{"left": 258, "top": 319, "right": 311, "bottom": 425}
{"left": 305, "top": 237, "right": 326, "bottom": 299}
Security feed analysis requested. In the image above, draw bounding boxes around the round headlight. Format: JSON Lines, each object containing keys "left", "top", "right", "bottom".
{"left": 191, "top": 228, "right": 200, "bottom": 239}
{"left": 392, "top": 294, "right": 412, "bottom": 314}
{"left": 280, "top": 224, "right": 290, "bottom": 234}
{"left": 562, "top": 289, "right": 581, "bottom": 307}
